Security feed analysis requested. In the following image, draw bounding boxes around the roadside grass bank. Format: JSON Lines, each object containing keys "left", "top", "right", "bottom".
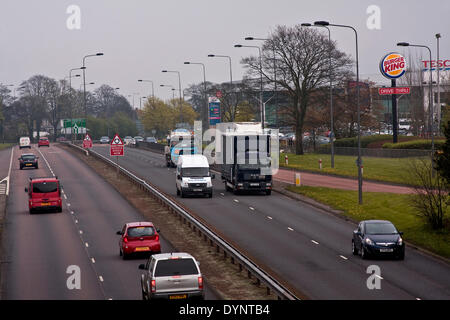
{"left": 60, "top": 143, "right": 285, "bottom": 300}
{"left": 286, "top": 185, "right": 450, "bottom": 259}
{"left": 280, "top": 153, "right": 428, "bottom": 186}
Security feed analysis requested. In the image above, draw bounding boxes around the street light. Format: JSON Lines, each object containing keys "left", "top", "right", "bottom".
{"left": 315, "top": 20, "right": 362, "bottom": 204}
{"left": 82, "top": 52, "right": 103, "bottom": 133}
{"left": 234, "top": 44, "right": 264, "bottom": 129}
{"left": 436, "top": 33, "right": 441, "bottom": 134}
{"left": 302, "top": 23, "right": 335, "bottom": 168}
{"left": 162, "top": 70, "right": 183, "bottom": 123}
{"left": 184, "top": 61, "right": 208, "bottom": 129}
{"left": 160, "top": 84, "right": 176, "bottom": 100}
{"left": 397, "top": 41, "right": 434, "bottom": 170}
{"left": 138, "top": 79, "right": 154, "bottom": 98}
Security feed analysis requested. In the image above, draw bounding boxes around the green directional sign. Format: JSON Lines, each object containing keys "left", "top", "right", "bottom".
{"left": 63, "top": 118, "right": 86, "bottom": 128}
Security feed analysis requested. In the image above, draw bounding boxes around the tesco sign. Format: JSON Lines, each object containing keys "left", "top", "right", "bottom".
{"left": 380, "top": 52, "right": 407, "bottom": 80}
{"left": 422, "top": 59, "right": 450, "bottom": 71}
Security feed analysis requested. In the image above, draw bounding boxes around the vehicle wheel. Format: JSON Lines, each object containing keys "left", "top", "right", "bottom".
{"left": 352, "top": 240, "right": 358, "bottom": 255}
{"left": 119, "top": 248, "right": 122, "bottom": 257}
{"left": 29, "top": 208, "right": 34, "bottom": 214}
{"left": 20, "top": 166, "right": 23, "bottom": 170}
{"left": 35, "top": 165, "right": 39, "bottom": 169}
{"left": 180, "top": 189, "right": 185, "bottom": 198}
{"left": 266, "top": 190, "right": 272, "bottom": 195}
{"left": 361, "top": 245, "right": 368, "bottom": 260}
{"left": 208, "top": 192, "right": 213, "bottom": 198}
{"left": 122, "top": 252, "right": 128, "bottom": 260}
{"left": 397, "top": 251, "right": 405, "bottom": 260}
{"left": 176, "top": 187, "right": 180, "bottom": 196}
{"left": 141, "top": 288, "right": 147, "bottom": 301}
{"left": 166, "top": 162, "right": 170, "bottom": 167}
{"left": 57, "top": 206, "right": 62, "bottom": 213}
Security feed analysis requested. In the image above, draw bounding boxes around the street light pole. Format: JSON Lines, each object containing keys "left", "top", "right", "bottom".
{"left": 234, "top": 44, "right": 264, "bottom": 129}
{"left": 82, "top": 52, "right": 103, "bottom": 135}
{"left": 138, "top": 79, "right": 154, "bottom": 99}
{"left": 397, "top": 42, "right": 434, "bottom": 172}
{"left": 315, "top": 21, "right": 362, "bottom": 204}
{"left": 184, "top": 61, "right": 208, "bottom": 129}
{"left": 162, "top": 70, "right": 183, "bottom": 124}
{"left": 68, "top": 66, "right": 85, "bottom": 141}
{"left": 436, "top": 33, "right": 441, "bottom": 134}
{"left": 208, "top": 54, "right": 234, "bottom": 121}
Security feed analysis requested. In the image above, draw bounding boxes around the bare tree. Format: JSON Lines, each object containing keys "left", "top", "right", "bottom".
{"left": 241, "top": 24, "right": 353, "bottom": 154}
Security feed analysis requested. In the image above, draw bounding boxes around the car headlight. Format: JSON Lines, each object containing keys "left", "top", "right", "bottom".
{"left": 365, "top": 238, "right": 374, "bottom": 245}
{"left": 398, "top": 237, "right": 403, "bottom": 245}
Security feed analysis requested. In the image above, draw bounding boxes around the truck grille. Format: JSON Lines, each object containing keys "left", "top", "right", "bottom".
{"left": 188, "top": 183, "right": 207, "bottom": 188}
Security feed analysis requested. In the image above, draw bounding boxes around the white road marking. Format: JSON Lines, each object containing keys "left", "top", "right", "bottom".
{"left": 233, "top": 199, "right": 239, "bottom": 203}
{"left": 249, "top": 207, "right": 255, "bottom": 211}
{"left": 63, "top": 194, "right": 67, "bottom": 200}
{"left": 99, "top": 276, "right": 104, "bottom": 282}
{"left": 311, "top": 240, "right": 319, "bottom": 245}
{"left": 416, "top": 298, "right": 421, "bottom": 300}
{"left": 75, "top": 219, "right": 78, "bottom": 224}
{"left": 85, "top": 242, "right": 89, "bottom": 247}
{"left": 70, "top": 211, "right": 74, "bottom": 215}
{"left": 220, "top": 193, "right": 224, "bottom": 196}
{"left": 79, "top": 230, "right": 83, "bottom": 234}
{"left": 267, "top": 216, "right": 273, "bottom": 220}
{"left": 375, "top": 274, "right": 383, "bottom": 280}
{"left": 287, "top": 227, "right": 294, "bottom": 231}
{"left": 339, "top": 255, "right": 348, "bottom": 260}
{"left": 91, "top": 258, "right": 96, "bottom": 264}
{"left": 67, "top": 203, "right": 71, "bottom": 207}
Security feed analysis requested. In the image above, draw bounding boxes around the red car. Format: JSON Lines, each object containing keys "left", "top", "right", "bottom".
{"left": 38, "top": 137, "right": 50, "bottom": 147}
{"left": 25, "top": 177, "right": 62, "bottom": 214}
{"left": 117, "top": 222, "right": 161, "bottom": 259}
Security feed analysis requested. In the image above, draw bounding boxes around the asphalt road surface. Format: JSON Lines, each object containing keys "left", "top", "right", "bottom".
{"left": 91, "top": 144, "right": 450, "bottom": 300}
{"left": 1, "top": 144, "right": 218, "bottom": 300}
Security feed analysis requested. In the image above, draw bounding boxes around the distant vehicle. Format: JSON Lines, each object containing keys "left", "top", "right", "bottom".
{"left": 165, "top": 129, "right": 196, "bottom": 167}
{"left": 38, "top": 136, "right": 50, "bottom": 147}
{"left": 398, "top": 118, "right": 411, "bottom": 132}
{"left": 117, "top": 222, "right": 161, "bottom": 260}
{"left": 134, "top": 136, "right": 144, "bottom": 143}
{"left": 25, "top": 177, "right": 62, "bottom": 214}
{"left": 99, "top": 136, "right": 110, "bottom": 144}
{"left": 139, "top": 252, "right": 204, "bottom": 300}
{"left": 176, "top": 154, "right": 214, "bottom": 198}
{"left": 56, "top": 136, "right": 67, "bottom": 142}
{"left": 19, "top": 137, "right": 31, "bottom": 149}
{"left": 18, "top": 153, "right": 39, "bottom": 170}
{"left": 216, "top": 122, "right": 273, "bottom": 195}
{"left": 146, "top": 137, "right": 157, "bottom": 143}
{"left": 315, "top": 136, "right": 330, "bottom": 144}
{"left": 352, "top": 220, "right": 405, "bottom": 260}
{"left": 123, "top": 136, "right": 136, "bottom": 146}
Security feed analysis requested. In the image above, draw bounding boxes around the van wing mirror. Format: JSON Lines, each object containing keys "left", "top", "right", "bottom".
{"left": 138, "top": 264, "right": 147, "bottom": 270}
{"left": 177, "top": 174, "right": 181, "bottom": 180}
{"left": 211, "top": 173, "right": 215, "bottom": 179}
{"left": 116, "top": 231, "right": 122, "bottom": 235}
{"left": 24, "top": 187, "right": 28, "bottom": 193}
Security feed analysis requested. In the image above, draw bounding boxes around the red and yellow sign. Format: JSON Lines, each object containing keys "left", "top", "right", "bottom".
{"left": 380, "top": 52, "right": 407, "bottom": 79}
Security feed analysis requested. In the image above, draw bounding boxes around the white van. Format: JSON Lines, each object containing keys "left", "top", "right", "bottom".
{"left": 19, "top": 137, "right": 31, "bottom": 149}
{"left": 176, "top": 154, "right": 214, "bottom": 198}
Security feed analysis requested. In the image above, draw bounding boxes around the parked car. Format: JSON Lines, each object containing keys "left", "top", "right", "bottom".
{"left": 99, "top": 136, "right": 110, "bottom": 144}
{"left": 146, "top": 137, "right": 157, "bottom": 143}
{"left": 19, "top": 136, "right": 31, "bottom": 149}
{"left": 18, "top": 153, "right": 39, "bottom": 170}
{"left": 139, "top": 252, "right": 204, "bottom": 300}
{"left": 117, "top": 222, "right": 161, "bottom": 259}
{"left": 352, "top": 220, "right": 405, "bottom": 260}
{"left": 134, "top": 136, "right": 144, "bottom": 143}
{"left": 25, "top": 177, "right": 62, "bottom": 214}
{"left": 38, "top": 136, "right": 50, "bottom": 147}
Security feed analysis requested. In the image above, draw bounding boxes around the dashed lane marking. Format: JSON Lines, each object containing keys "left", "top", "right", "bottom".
{"left": 311, "top": 240, "right": 319, "bottom": 245}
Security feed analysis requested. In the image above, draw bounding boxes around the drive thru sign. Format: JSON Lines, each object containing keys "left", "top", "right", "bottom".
{"left": 110, "top": 134, "right": 124, "bottom": 156}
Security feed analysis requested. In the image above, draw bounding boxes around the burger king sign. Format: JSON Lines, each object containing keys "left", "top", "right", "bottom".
{"left": 380, "top": 52, "right": 407, "bottom": 79}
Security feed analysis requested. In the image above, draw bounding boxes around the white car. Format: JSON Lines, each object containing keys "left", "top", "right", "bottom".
{"left": 123, "top": 136, "right": 136, "bottom": 146}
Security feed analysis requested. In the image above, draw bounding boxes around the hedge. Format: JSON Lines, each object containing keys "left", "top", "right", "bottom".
{"left": 333, "top": 135, "right": 393, "bottom": 148}
{"left": 382, "top": 139, "right": 445, "bottom": 149}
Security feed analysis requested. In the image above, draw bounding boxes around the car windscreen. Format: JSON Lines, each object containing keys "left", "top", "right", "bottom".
{"left": 32, "top": 182, "right": 58, "bottom": 193}
{"left": 181, "top": 167, "right": 209, "bottom": 177}
{"left": 154, "top": 258, "right": 198, "bottom": 277}
{"left": 127, "top": 226, "right": 155, "bottom": 237}
{"left": 365, "top": 223, "right": 397, "bottom": 235}
{"left": 21, "top": 155, "right": 36, "bottom": 161}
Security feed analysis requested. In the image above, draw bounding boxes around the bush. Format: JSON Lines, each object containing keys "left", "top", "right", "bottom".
{"left": 333, "top": 135, "right": 392, "bottom": 148}
{"left": 382, "top": 139, "right": 445, "bottom": 150}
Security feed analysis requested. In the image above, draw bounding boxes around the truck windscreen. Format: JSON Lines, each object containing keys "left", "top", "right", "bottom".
{"left": 182, "top": 167, "right": 209, "bottom": 177}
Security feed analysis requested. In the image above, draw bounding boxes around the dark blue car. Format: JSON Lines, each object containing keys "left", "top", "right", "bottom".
{"left": 352, "top": 220, "right": 405, "bottom": 260}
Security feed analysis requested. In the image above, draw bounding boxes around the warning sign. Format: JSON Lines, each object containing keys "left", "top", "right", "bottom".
{"left": 110, "top": 134, "right": 124, "bottom": 156}
{"left": 83, "top": 134, "right": 93, "bottom": 149}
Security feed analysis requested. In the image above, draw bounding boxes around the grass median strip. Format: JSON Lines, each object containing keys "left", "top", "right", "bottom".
{"left": 280, "top": 153, "right": 429, "bottom": 186}
{"left": 0, "top": 144, "right": 12, "bottom": 151}
{"left": 286, "top": 185, "right": 450, "bottom": 259}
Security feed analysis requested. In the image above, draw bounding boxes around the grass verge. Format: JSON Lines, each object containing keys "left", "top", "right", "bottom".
{"left": 0, "top": 144, "right": 12, "bottom": 151}
{"left": 286, "top": 185, "right": 450, "bottom": 259}
{"left": 280, "top": 153, "right": 428, "bottom": 186}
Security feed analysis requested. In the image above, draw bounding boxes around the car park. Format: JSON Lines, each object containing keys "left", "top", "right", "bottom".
{"left": 18, "top": 153, "right": 39, "bottom": 170}
{"left": 139, "top": 252, "right": 204, "bottom": 300}
{"left": 25, "top": 177, "right": 62, "bottom": 214}
{"left": 117, "top": 222, "right": 161, "bottom": 259}
{"left": 38, "top": 136, "right": 50, "bottom": 147}
{"left": 19, "top": 136, "right": 31, "bottom": 149}
{"left": 352, "top": 220, "right": 405, "bottom": 260}
{"left": 99, "top": 136, "right": 110, "bottom": 144}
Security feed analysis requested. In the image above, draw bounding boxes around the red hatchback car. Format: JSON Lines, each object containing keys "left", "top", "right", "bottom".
{"left": 25, "top": 177, "right": 62, "bottom": 214}
{"left": 38, "top": 137, "right": 50, "bottom": 147}
{"left": 117, "top": 222, "right": 161, "bottom": 259}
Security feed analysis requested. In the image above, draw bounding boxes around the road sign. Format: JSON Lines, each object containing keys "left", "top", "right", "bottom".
{"left": 83, "top": 134, "right": 93, "bottom": 149}
{"left": 110, "top": 134, "right": 124, "bottom": 156}
{"left": 378, "top": 87, "right": 410, "bottom": 95}
{"left": 208, "top": 97, "right": 221, "bottom": 125}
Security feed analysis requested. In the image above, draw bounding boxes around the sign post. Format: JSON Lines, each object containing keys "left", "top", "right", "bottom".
{"left": 110, "top": 134, "right": 124, "bottom": 177}
{"left": 379, "top": 52, "right": 407, "bottom": 143}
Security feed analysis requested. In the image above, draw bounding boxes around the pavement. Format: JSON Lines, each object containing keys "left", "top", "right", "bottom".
{"left": 274, "top": 167, "right": 416, "bottom": 194}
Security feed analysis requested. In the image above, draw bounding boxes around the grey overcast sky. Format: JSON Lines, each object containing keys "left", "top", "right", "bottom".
{"left": 0, "top": 0, "right": 449, "bottom": 105}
